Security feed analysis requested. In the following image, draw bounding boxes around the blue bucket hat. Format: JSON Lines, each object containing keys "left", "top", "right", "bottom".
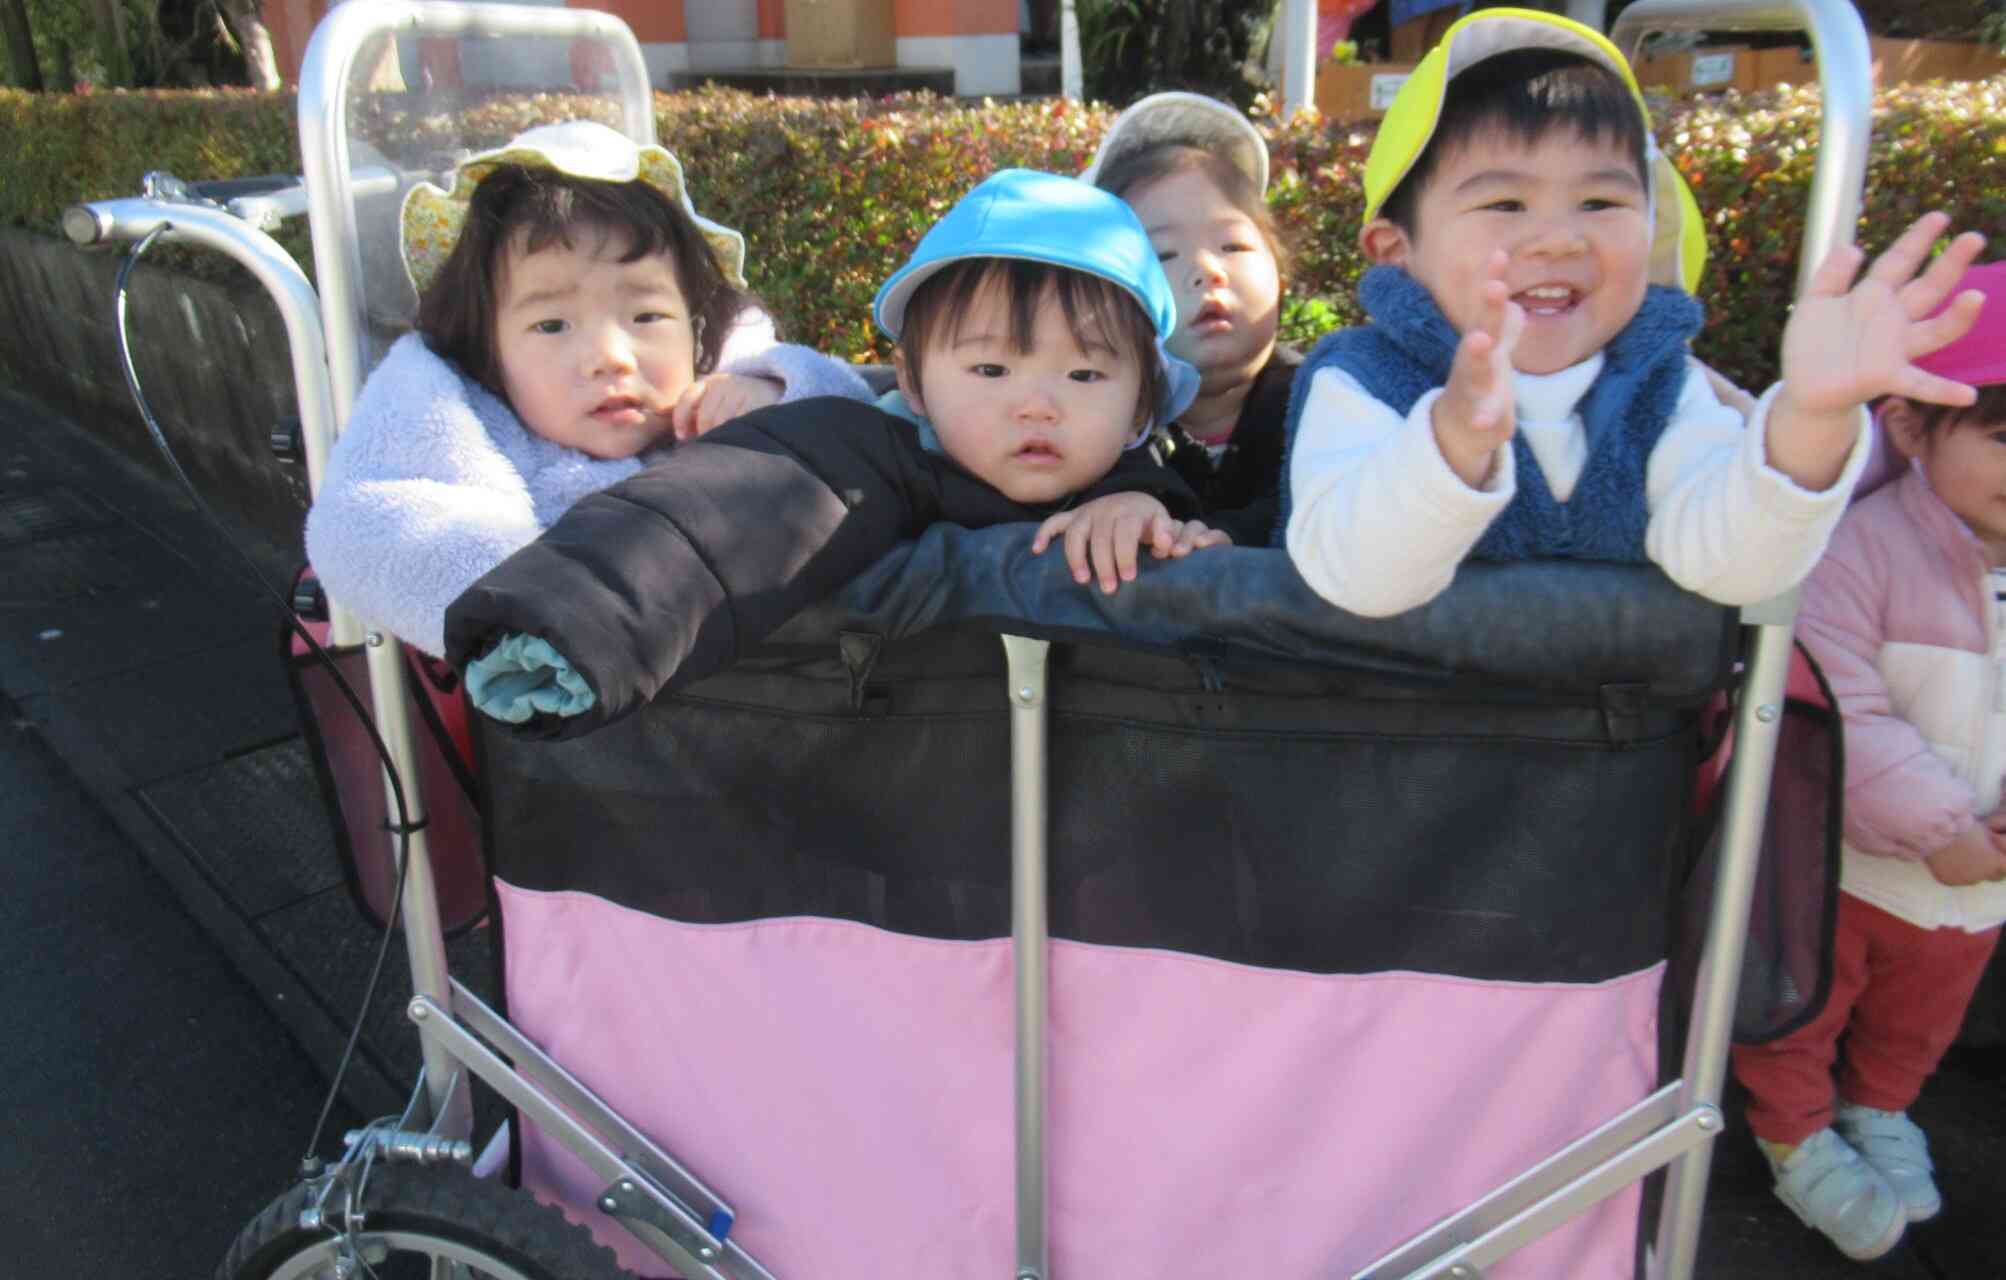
{"left": 873, "top": 168, "right": 1200, "bottom": 428}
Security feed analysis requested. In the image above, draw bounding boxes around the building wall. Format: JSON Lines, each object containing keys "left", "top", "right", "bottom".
{"left": 264, "top": 0, "right": 1018, "bottom": 92}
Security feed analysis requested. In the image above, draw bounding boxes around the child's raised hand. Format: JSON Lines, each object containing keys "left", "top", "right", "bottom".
{"left": 1924, "top": 822, "right": 2006, "bottom": 887}
{"left": 1770, "top": 212, "right": 1987, "bottom": 489}
{"left": 671, "top": 372, "right": 784, "bottom": 440}
{"left": 1032, "top": 492, "right": 1231, "bottom": 595}
{"left": 1432, "top": 250, "right": 1523, "bottom": 489}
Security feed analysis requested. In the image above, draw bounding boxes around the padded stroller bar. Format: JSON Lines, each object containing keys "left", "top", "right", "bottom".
{"left": 796, "top": 524, "right": 1736, "bottom": 704}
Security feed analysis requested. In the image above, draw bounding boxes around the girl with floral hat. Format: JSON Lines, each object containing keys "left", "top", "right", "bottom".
{"left": 305, "top": 120, "right": 872, "bottom": 656}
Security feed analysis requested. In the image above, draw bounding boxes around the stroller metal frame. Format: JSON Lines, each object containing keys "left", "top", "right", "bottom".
{"left": 61, "top": 1, "right": 1874, "bottom": 1275}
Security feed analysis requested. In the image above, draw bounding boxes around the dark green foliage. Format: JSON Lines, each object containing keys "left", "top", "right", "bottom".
{"left": 1075, "top": 0, "right": 1271, "bottom": 108}
{"left": 1848, "top": 0, "right": 1996, "bottom": 41}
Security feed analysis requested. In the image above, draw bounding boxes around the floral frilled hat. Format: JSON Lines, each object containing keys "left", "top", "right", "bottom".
{"left": 399, "top": 120, "right": 749, "bottom": 296}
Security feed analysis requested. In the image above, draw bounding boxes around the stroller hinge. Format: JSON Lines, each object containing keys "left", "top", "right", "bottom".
{"left": 597, "top": 1168, "right": 734, "bottom": 1266}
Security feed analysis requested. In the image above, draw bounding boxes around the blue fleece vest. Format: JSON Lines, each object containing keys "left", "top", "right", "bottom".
{"left": 1279, "top": 266, "right": 1704, "bottom": 561}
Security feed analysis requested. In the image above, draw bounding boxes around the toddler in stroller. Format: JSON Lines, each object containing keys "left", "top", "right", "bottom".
{"left": 303, "top": 119, "right": 873, "bottom": 659}
{"left": 445, "top": 166, "right": 1231, "bottom": 734}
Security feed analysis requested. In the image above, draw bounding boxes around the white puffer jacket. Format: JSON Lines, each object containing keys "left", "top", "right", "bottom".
{"left": 1799, "top": 462, "right": 2006, "bottom": 932}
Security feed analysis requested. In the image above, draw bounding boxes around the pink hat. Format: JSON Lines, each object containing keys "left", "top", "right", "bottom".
{"left": 1915, "top": 259, "right": 2006, "bottom": 387}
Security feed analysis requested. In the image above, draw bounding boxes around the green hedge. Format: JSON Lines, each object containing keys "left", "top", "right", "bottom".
{"left": 6, "top": 77, "right": 2005, "bottom": 390}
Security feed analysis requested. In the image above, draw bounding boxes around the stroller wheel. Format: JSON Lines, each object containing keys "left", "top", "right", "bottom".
{"left": 219, "top": 1162, "right": 636, "bottom": 1279}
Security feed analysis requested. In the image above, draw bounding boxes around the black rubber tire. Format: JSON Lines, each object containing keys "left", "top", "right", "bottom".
{"left": 218, "top": 1163, "right": 637, "bottom": 1279}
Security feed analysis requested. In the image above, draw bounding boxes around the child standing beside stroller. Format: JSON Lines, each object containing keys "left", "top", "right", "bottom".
{"left": 303, "top": 120, "right": 873, "bottom": 656}
{"left": 1730, "top": 261, "right": 2006, "bottom": 1262}
{"left": 1281, "top": 8, "right": 1986, "bottom": 619}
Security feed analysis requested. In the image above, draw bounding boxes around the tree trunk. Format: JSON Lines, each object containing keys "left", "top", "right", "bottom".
{"left": 219, "top": 0, "right": 281, "bottom": 89}
{"left": 0, "top": 0, "right": 43, "bottom": 90}
{"left": 1164, "top": 0, "right": 1194, "bottom": 80}
{"left": 89, "top": 0, "right": 133, "bottom": 85}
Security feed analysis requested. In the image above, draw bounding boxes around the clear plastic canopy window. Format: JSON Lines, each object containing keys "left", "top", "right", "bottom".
{"left": 301, "top": 2, "right": 653, "bottom": 402}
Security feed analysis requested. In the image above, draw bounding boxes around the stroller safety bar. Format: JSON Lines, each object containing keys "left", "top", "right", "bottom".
{"left": 1607, "top": 7, "right": 1869, "bottom": 1278}
{"left": 1356, "top": 1084, "right": 1720, "bottom": 1279}
{"left": 1005, "top": 636, "right": 1054, "bottom": 1280}
{"left": 411, "top": 980, "right": 779, "bottom": 1280}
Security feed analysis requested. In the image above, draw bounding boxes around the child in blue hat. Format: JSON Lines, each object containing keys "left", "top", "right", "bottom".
{"left": 443, "top": 169, "right": 1227, "bottom": 737}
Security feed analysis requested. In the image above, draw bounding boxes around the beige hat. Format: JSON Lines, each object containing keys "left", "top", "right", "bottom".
{"left": 1081, "top": 91, "right": 1270, "bottom": 194}
{"left": 399, "top": 120, "right": 748, "bottom": 296}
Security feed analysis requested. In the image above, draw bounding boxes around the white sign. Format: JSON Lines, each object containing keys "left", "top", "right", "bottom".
{"left": 1369, "top": 72, "right": 1411, "bottom": 111}
{"left": 1691, "top": 51, "right": 1737, "bottom": 86}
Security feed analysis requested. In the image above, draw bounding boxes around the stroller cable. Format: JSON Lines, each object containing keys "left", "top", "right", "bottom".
{"left": 113, "top": 226, "right": 419, "bottom": 1181}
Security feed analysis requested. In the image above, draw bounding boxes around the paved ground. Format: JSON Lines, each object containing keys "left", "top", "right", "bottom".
{"left": 0, "top": 689, "right": 363, "bottom": 1277}
{"left": 3, "top": 383, "right": 2004, "bottom": 1275}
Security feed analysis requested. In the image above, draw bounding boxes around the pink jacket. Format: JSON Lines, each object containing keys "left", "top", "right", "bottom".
{"left": 1798, "top": 462, "right": 2006, "bottom": 931}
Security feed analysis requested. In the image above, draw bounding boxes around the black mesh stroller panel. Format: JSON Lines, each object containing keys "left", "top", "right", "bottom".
{"left": 485, "top": 633, "right": 1699, "bottom": 984}
{"left": 483, "top": 546, "right": 1731, "bottom": 988}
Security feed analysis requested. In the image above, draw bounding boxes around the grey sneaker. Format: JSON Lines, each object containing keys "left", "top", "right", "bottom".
{"left": 1835, "top": 1103, "right": 1943, "bottom": 1222}
{"left": 1766, "top": 1128, "right": 1907, "bottom": 1260}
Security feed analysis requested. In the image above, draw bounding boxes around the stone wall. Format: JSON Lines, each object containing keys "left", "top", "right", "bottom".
{"left": 0, "top": 226, "right": 310, "bottom": 554}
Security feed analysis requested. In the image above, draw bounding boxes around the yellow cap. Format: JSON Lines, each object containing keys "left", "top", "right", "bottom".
{"left": 1363, "top": 7, "right": 1706, "bottom": 293}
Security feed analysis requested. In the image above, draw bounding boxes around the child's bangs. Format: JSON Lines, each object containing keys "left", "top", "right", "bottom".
{"left": 1910, "top": 383, "right": 2006, "bottom": 438}
{"left": 1098, "top": 146, "right": 1290, "bottom": 275}
{"left": 901, "top": 257, "right": 1165, "bottom": 428}
{"left": 495, "top": 173, "right": 678, "bottom": 266}
{"left": 935, "top": 260, "right": 1153, "bottom": 365}
{"left": 1384, "top": 49, "right": 1649, "bottom": 230}
{"left": 1453, "top": 52, "right": 1648, "bottom": 175}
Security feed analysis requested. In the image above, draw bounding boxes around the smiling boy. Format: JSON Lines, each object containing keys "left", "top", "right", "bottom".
{"left": 1283, "top": 8, "right": 1986, "bottom": 618}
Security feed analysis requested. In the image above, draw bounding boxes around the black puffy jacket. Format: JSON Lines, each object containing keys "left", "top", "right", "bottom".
{"left": 444, "top": 396, "right": 1196, "bottom": 738}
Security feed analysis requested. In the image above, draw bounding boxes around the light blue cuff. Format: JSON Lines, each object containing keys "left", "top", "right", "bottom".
{"left": 464, "top": 634, "right": 597, "bottom": 723}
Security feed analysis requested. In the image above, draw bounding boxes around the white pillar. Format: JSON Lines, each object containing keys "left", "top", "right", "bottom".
{"left": 1060, "top": 0, "right": 1081, "bottom": 100}
{"left": 1281, "top": 0, "right": 1316, "bottom": 115}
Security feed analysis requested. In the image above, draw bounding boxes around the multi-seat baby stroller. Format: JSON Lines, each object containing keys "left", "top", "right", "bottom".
{"left": 64, "top": 0, "right": 1875, "bottom": 1275}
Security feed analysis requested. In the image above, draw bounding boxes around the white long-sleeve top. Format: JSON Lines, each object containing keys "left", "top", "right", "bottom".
{"left": 1283, "top": 353, "right": 1873, "bottom": 617}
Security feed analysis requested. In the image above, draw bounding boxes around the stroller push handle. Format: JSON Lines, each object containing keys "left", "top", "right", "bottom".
{"left": 1613, "top": 4, "right": 1871, "bottom": 1278}
{"left": 1612, "top": 0, "right": 1871, "bottom": 297}
{"left": 57, "top": 195, "right": 345, "bottom": 587}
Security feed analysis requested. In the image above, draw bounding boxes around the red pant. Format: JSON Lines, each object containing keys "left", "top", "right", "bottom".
{"left": 1733, "top": 892, "right": 2000, "bottom": 1146}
